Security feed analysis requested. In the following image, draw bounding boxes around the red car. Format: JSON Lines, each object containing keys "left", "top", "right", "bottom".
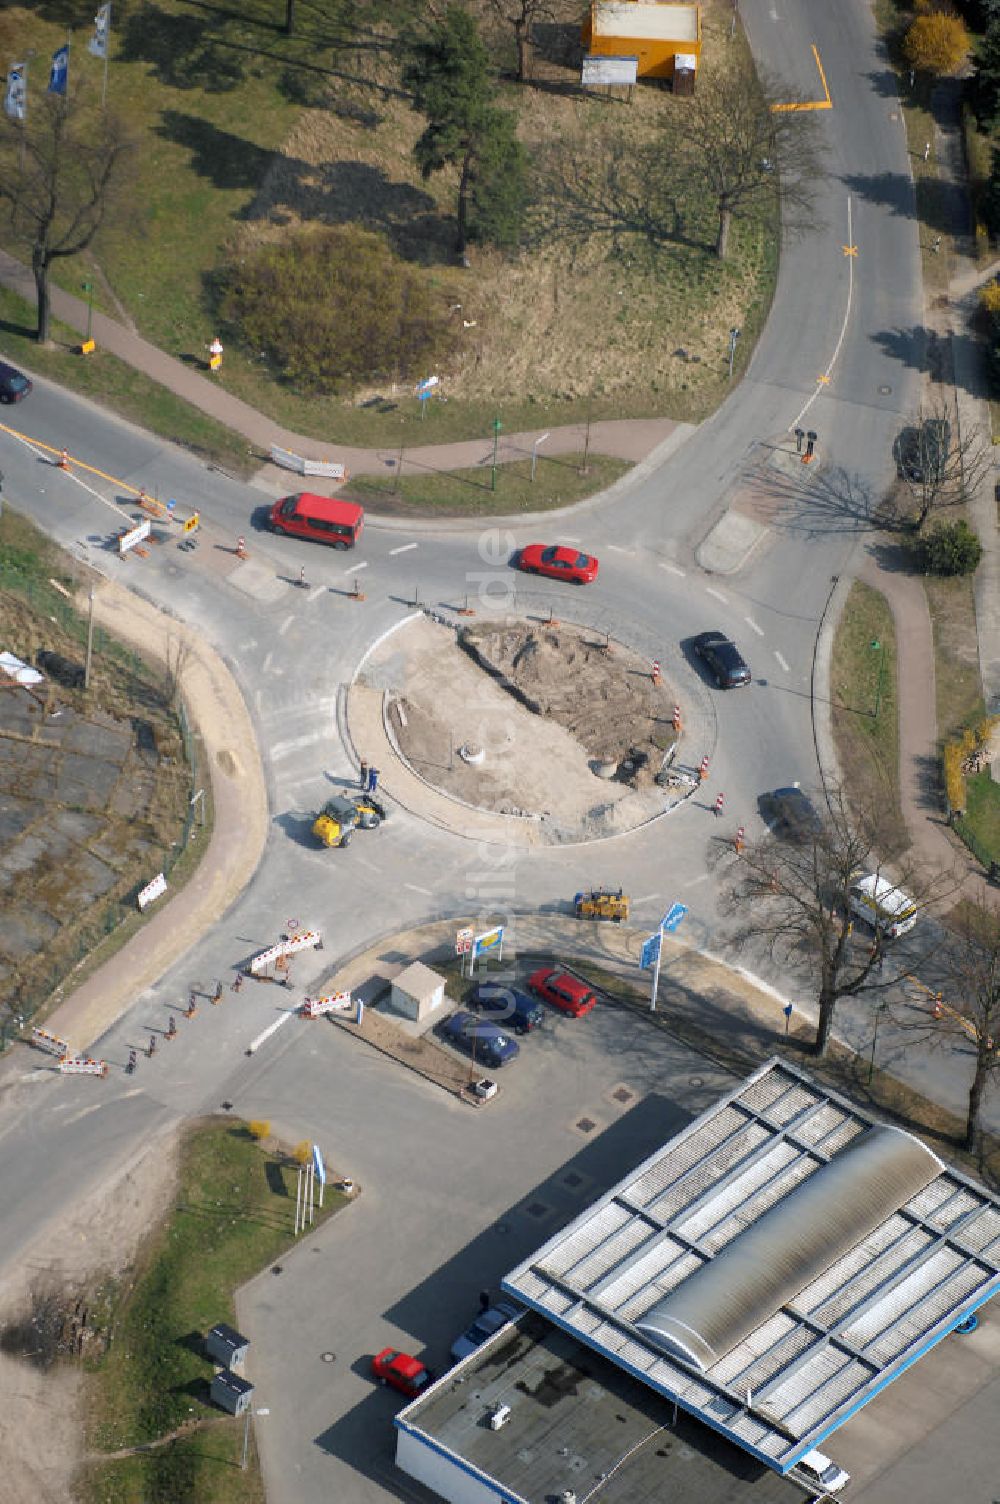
{"left": 528, "top": 967, "right": 597, "bottom": 1017}
{"left": 372, "top": 1347, "right": 434, "bottom": 1399}
{"left": 517, "top": 544, "right": 599, "bottom": 585}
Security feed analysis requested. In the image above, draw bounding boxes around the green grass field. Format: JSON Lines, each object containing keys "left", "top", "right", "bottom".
{"left": 81, "top": 1121, "right": 346, "bottom": 1504}
{"left": 349, "top": 452, "right": 630, "bottom": 516}
{"left": 830, "top": 582, "right": 901, "bottom": 821}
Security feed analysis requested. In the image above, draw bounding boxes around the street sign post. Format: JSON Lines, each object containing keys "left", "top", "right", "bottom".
{"left": 640, "top": 933, "right": 661, "bottom": 971}
{"left": 650, "top": 902, "right": 687, "bottom": 1013}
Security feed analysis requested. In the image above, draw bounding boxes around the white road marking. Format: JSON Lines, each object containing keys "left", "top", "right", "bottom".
{"left": 307, "top": 585, "right": 325, "bottom": 603}
{"left": 344, "top": 560, "right": 369, "bottom": 574}
{"left": 560, "top": 535, "right": 581, "bottom": 543}
{"left": 404, "top": 882, "right": 432, "bottom": 895}
{"left": 262, "top": 651, "right": 273, "bottom": 673}
{"left": 633, "top": 893, "right": 660, "bottom": 904}
{"left": 686, "top": 873, "right": 710, "bottom": 887}
{"left": 389, "top": 542, "right": 418, "bottom": 556}
{"left": 607, "top": 544, "right": 630, "bottom": 554}
{"left": 705, "top": 586, "right": 728, "bottom": 604}
{"left": 774, "top": 650, "right": 790, "bottom": 672}
{"left": 278, "top": 615, "right": 294, "bottom": 637}
{"left": 660, "top": 562, "right": 686, "bottom": 577}
{"left": 19, "top": 1070, "right": 51, "bottom": 1083}
{"left": 744, "top": 616, "right": 765, "bottom": 636}
{"left": 247, "top": 1008, "right": 297, "bottom": 1054}
{"left": 791, "top": 195, "right": 855, "bottom": 430}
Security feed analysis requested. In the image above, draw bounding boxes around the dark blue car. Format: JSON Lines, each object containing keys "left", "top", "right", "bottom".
{"left": 441, "top": 1011, "right": 519, "bottom": 1068}
{"left": 467, "top": 982, "right": 543, "bottom": 1035}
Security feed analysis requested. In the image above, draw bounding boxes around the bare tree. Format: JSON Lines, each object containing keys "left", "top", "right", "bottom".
{"left": 666, "top": 63, "right": 823, "bottom": 259}
{"left": 490, "top": 0, "right": 559, "bottom": 81}
{"left": 0, "top": 94, "right": 133, "bottom": 345}
{"left": 721, "top": 787, "right": 952, "bottom": 1056}
{"left": 892, "top": 395, "right": 991, "bottom": 531}
{"left": 936, "top": 898, "right": 1000, "bottom": 1151}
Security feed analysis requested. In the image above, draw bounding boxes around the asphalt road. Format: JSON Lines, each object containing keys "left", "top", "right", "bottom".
{"left": 0, "top": 1, "right": 995, "bottom": 1500}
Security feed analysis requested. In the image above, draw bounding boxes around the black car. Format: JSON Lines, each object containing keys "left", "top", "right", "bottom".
{"left": 468, "top": 981, "right": 544, "bottom": 1034}
{"left": 895, "top": 418, "right": 950, "bottom": 484}
{"left": 759, "top": 786, "right": 822, "bottom": 842}
{"left": 691, "top": 631, "right": 751, "bottom": 689}
{"left": 0, "top": 360, "right": 31, "bottom": 403}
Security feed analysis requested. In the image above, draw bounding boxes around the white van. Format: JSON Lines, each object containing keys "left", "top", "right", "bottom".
{"left": 794, "top": 1447, "right": 851, "bottom": 1494}
{"left": 848, "top": 873, "right": 917, "bottom": 939}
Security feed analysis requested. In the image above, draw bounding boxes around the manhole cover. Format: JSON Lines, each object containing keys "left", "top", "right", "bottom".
{"left": 321, "top": 1351, "right": 336, "bottom": 1363}
{"left": 576, "top": 1117, "right": 597, "bottom": 1133}
{"left": 689, "top": 1076, "right": 704, "bottom": 1089}
{"left": 525, "top": 1201, "right": 549, "bottom": 1219}
{"left": 271, "top": 1264, "right": 283, "bottom": 1275}
{"left": 878, "top": 384, "right": 892, "bottom": 395}
{"left": 494, "top": 1221, "right": 510, "bottom": 1235}
{"left": 562, "top": 1171, "right": 584, "bottom": 1189}
{"left": 612, "top": 1086, "right": 634, "bottom": 1104}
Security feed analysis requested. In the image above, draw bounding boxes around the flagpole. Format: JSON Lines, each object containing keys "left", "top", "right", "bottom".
{"left": 102, "top": 6, "right": 110, "bottom": 107}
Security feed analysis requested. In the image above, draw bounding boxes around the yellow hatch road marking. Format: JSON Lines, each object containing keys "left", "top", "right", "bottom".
{"left": 772, "top": 45, "right": 832, "bottom": 112}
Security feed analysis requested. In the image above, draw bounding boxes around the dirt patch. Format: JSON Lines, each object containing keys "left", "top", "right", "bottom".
{"left": 0, "top": 1122, "right": 181, "bottom": 1504}
{"left": 369, "top": 616, "right": 682, "bottom": 838}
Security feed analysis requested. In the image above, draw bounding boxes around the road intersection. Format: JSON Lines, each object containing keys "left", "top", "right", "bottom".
{"left": 0, "top": 0, "right": 997, "bottom": 1499}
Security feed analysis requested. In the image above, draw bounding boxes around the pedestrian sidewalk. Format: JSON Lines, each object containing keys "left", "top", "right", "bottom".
{"left": 845, "top": 81, "right": 999, "bottom": 901}
{"left": 0, "top": 247, "right": 677, "bottom": 481}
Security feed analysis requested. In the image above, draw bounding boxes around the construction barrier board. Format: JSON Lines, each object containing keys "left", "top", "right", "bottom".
{"left": 59, "top": 1056, "right": 108, "bottom": 1077}
{"left": 118, "top": 519, "right": 151, "bottom": 556}
{"left": 269, "top": 444, "right": 348, "bottom": 481}
{"left": 301, "top": 991, "right": 351, "bottom": 1018}
{"left": 137, "top": 872, "right": 168, "bottom": 911}
{"left": 31, "top": 1027, "right": 71, "bottom": 1057}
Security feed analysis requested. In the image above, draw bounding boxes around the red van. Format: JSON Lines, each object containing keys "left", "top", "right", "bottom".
{"left": 268, "top": 492, "right": 364, "bottom": 550}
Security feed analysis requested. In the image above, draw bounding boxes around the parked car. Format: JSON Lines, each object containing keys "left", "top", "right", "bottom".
{"left": 371, "top": 1347, "right": 434, "bottom": 1399}
{"left": 450, "top": 1300, "right": 521, "bottom": 1363}
{"left": 758, "top": 787, "right": 821, "bottom": 842}
{"left": 0, "top": 360, "right": 32, "bottom": 403}
{"left": 440, "top": 1011, "right": 520, "bottom": 1068}
{"left": 691, "top": 631, "right": 751, "bottom": 689}
{"left": 467, "top": 982, "right": 543, "bottom": 1034}
{"left": 516, "top": 544, "right": 599, "bottom": 585}
{"left": 894, "top": 418, "right": 950, "bottom": 484}
{"left": 528, "top": 967, "right": 597, "bottom": 1017}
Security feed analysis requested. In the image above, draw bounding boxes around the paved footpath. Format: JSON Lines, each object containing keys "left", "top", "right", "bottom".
{"left": 0, "top": 248, "right": 676, "bottom": 478}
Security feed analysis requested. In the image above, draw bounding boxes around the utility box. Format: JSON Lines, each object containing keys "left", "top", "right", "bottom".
{"left": 210, "top": 1368, "right": 254, "bottom": 1416}
{"left": 205, "top": 1322, "right": 250, "bottom": 1370}
{"left": 391, "top": 962, "right": 445, "bottom": 1022}
{"left": 581, "top": 1, "right": 702, "bottom": 82}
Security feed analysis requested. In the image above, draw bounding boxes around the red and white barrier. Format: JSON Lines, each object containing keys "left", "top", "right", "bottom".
{"left": 301, "top": 991, "right": 352, "bottom": 1019}
{"left": 58, "top": 1056, "right": 108, "bottom": 1077}
{"left": 249, "top": 930, "right": 323, "bottom": 975}
{"left": 31, "top": 1027, "right": 71, "bottom": 1058}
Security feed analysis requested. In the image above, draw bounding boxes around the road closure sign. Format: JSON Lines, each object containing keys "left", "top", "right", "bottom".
{"left": 455, "top": 926, "right": 474, "bottom": 955}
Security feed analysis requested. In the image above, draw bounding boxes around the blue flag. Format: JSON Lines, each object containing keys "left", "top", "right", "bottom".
{"left": 48, "top": 44, "right": 69, "bottom": 95}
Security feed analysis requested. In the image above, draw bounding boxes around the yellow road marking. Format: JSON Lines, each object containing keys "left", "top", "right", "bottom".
{"left": 772, "top": 45, "right": 832, "bottom": 112}
{"left": 0, "top": 423, "right": 145, "bottom": 494}
{"left": 843, "top": 244, "right": 858, "bottom": 256}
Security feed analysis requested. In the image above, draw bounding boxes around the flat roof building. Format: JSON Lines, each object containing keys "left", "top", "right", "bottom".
{"left": 502, "top": 1059, "right": 1000, "bottom": 1473}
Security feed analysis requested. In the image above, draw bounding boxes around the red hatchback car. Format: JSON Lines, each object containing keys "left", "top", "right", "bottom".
{"left": 528, "top": 967, "right": 597, "bottom": 1017}
{"left": 517, "top": 544, "right": 599, "bottom": 585}
{"left": 372, "top": 1347, "right": 434, "bottom": 1399}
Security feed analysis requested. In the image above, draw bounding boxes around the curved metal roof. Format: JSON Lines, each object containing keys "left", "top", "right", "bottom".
{"left": 635, "top": 1125, "right": 942, "bottom": 1369}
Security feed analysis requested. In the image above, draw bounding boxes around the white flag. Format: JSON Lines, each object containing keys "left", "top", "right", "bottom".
{"left": 4, "top": 63, "right": 26, "bottom": 122}
{"left": 89, "top": 4, "right": 112, "bottom": 60}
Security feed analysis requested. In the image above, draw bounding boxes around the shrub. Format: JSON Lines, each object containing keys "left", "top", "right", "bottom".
{"left": 248, "top": 1119, "right": 270, "bottom": 1141}
{"left": 912, "top": 518, "right": 983, "bottom": 575}
{"left": 293, "top": 1140, "right": 311, "bottom": 1164}
{"left": 943, "top": 740, "right": 966, "bottom": 815}
{"left": 904, "top": 13, "right": 971, "bottom": 76}
{"left": 222, "top": 226, "right": 450, "bottom": 395}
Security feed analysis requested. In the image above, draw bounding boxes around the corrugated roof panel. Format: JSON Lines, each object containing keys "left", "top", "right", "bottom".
{"left": 738, "top": 1066, "right": 805, "bottom": 1116}
{"left": 844, "top": 1246, "right": 962, "bottom": 1348}
{"left": 726, "top": 1324, "right": 816, "bottom": 1393}
{"left": 701, "top": 1154, "right": 819, "bottom": 1254}
{"left": 789, "top": 1102, "right": 844, "bottom": 1147}
{"left": 571, "top": 1220, "right": 655, "bottom": 1287}
{"left": 781, "top": 1355, "right": 873, "bottom": 1433}
{"left": 676, "top": 1142, "right": 801, "bottom": 1244}
{"left": 809, "top": 1228, "right": 934, "bottom": 1326}
{"left": 605, "top": 1243, "right": 701, "bottom": 1315}
{"left": 540, "top": 1202, "right": 631, "bottom": 1277}
{"left": 955, "top": 1205, "right": 1000, "bottom": 1258}
{"left": 793, "top": 1213, "right": 913, "bottom": 1315}
{"left": 643, "top": 1124, "right": 774, "bottom": 1224}
{"left": 814, "top": 1115, "right": 866, "bottom": 1157}
{"left": 624, "top": 1107, "right": 746, "bottom": 1206}
{"left": 865, "top": 1264, "right": 993, "bottom": 1365}
{"left": 711, "top": 1311, "right": 797, "bottom": 1382}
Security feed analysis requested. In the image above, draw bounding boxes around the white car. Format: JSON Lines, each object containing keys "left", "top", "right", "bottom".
{"left": 795, "top": 1447, "right": 851, "bottom": 1494}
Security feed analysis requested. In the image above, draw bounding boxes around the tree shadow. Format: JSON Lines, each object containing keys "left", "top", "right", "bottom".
{"left": 870, "top": 324, "right": 992, "bottom": 399}
{"left": 154, "top": 111, "right": 284, "bottom": 192}
{"left": 532, "top": 20, "right": 585, "bottom": 71}
{"left": 740, "top": 458, "right": 890, "bottom": 540}
{"left": 255, "top": 158, "right": 451, "bottom": 263}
